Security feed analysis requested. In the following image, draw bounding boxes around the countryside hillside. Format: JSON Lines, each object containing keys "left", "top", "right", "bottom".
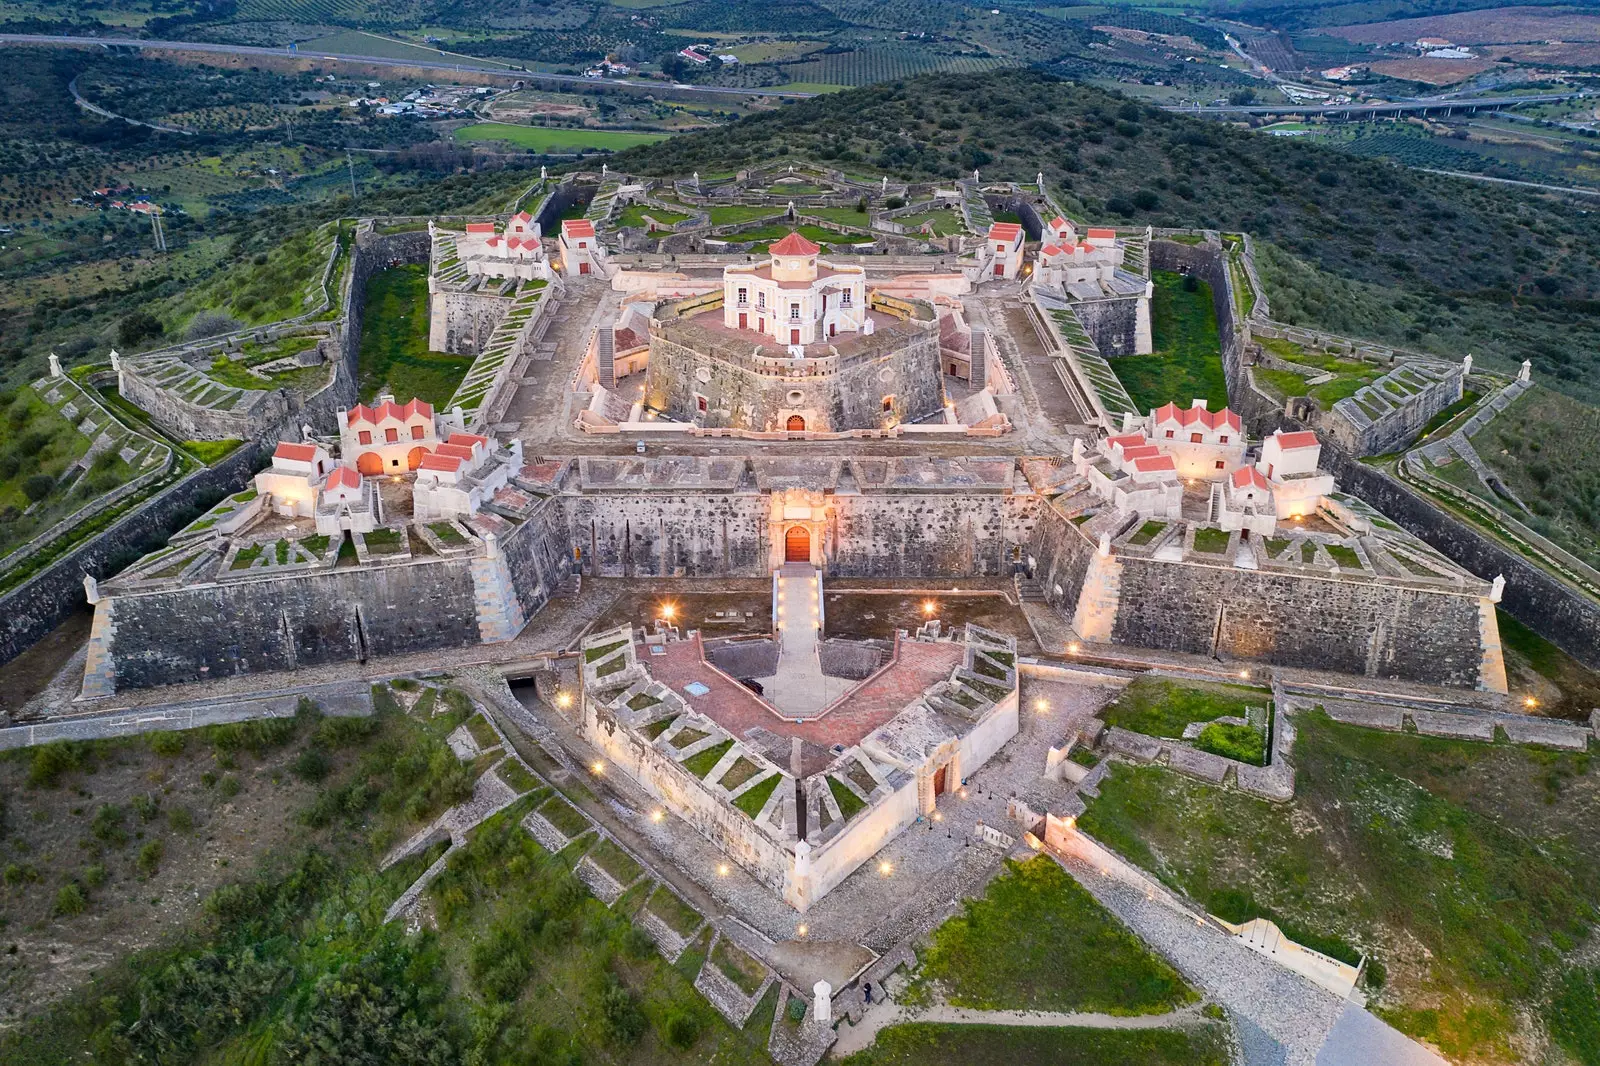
{"left": 613, "top": 69, "right": 1600, "bottom": 400}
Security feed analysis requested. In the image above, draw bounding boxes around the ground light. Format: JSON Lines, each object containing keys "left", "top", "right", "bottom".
{"left": 650, "top": 809, "right": 664, "bottom": 823}
{"left": 1067, "top": 642, "right": 1080, "bottom": 654}
{"left": 717, "top": 863, "right": 730, "bottom": 877}
{"left": 922, "top": 600, "right": 937, "bottom": 616}
{"left": 660, "top": 602, "right": 677, "bottom": 621}
{"left": 556, "top": 691, "right": 573, "bottom": 709}
{"left": 1034, "top": 698, "right": 1049, "bottom": 712}
{"left": 1525, "top": 696, "right": 1539, "bottom": 709}
{"left": 591, "top": 760, "right": 605, "bottom": 774}
{"left": 878, "top": 861, "right": 893, "bottom": 877}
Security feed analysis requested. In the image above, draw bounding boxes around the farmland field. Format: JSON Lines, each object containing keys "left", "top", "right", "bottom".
{"left": 1317, "top": 8, "right": 1600, "bottom": 45}
{"left": 778, "top": 44, "right": 1016, "bottom": 87}
{"left": 454, "top": 123, "right": 671, "bottom": 152}
{"left": 1367, "top": 58, "right": 1492, "bottom": 86}
{"left": 299, "top": 30, "right": 516, "bottom": 67}
{"left": 233, "top": 0, "right": 425, "bottom": 25}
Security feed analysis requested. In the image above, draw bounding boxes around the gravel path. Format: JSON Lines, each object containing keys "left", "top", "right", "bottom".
{"left": 1051, "top": 851, "right": 1348, "bottom": 1066}
{"left": 833, "top": 999, "right": 1208, "bottom": 1057}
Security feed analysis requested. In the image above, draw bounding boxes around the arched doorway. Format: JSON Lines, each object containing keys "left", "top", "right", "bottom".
{"left": 786, "top": 415, "right": 806, "bottom": 432}
{"left": 406, "top": 446, "right": 427, "bottom": 470}
{"left": 356, "top": 451, "right": 383, "bottom": 476}
{"left": 784, "top": 525, "right": 810, "bottom": 563}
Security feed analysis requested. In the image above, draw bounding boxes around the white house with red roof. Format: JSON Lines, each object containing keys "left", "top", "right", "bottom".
{"left": 559, "top": 218, "right": 603, "bottom": 278}
{"left": 316, "top": 463, "right": 381, "bottom": 535}
{"left": 447, "top": 212, "right": 550, "bottom": 282}
{"left": 721, "top": 232, "right": 867, "bottom": 347}
{"left": 1142, "top": 399, "right": 1246, "bottom": 479}
{"left": 338, "top": 395, "right": 442, "bottom": 476}
{"left": 1036, "top": 225, "right": 1126, "bottom": 292}
{"left": 986, "top": 222, "right": 1025, "bottom": 280}
{"left": 255, "top": 441, "right": 332, "bottom": 519}
{"left": 1255, "top": 429, "right": 1334, "bottom": 519}
{"left": 1076, "top": 432, "right": 1184, "bottom": 517}
{"left": 412, "top": 432, "right": 521, "bottom": 521}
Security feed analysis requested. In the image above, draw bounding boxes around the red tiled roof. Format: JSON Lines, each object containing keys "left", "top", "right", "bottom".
{"left": 1050, "top": 215, "right": 1069, "bottom": 229}
{"left": 466, "top": 222, "right": 495, "bottom": 233}
{"left": 1107, "top": 433, "right": 1147, "bottom": 449}
{"left": 1151, "top": 401, "right": 1241, "bottom": 432}
{"left": 1121, "top": 445, "right": 1161, "bottom": 461}
{"left": 448, "top": 433, "right": 488, "bottom": 449}
{"left": 769, "top": 231, "right": 821, "bottom": 256}
{"left": 1232, "top": 466, "right": 1269, "bottom": 490}
{"left": 562, "top": 219, "right": 595, "bottom": 238}
{"left": 1275, "top": 430, "right": 1320, "bottom": 450}
{"left": 1040, "top": 244, "right": 1061, "bottom": 256}
{"left": 988, "top": 222, "right": 1023, "bottom": 242}
{"left": 1134, "top": 455, "right": 1177, "bottom": 473}
{"left": 419, "top": 453, "right": 463, "bottom": 473}
{"left": 274, "top": 442, "right": 318, "bottom": 463}
{"left": 347, "top": 398, "right": 433, "bottom": 426}
{"left": 436, "top": 443, "right": 476, "bottom": 461}
{"left": 1086, "top": 227, "right": 1116, "bottom": 239}
{"left": 512, "top": 211, "right": 533, "bottom": 222}
{"left": 325, "top": 465, "right": 361, "bottom": 490}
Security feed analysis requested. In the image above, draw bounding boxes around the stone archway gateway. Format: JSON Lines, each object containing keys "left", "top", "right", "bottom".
{"left": 787, "top": 415, "right": 806, "bottom": 432}
{"left": 356, "top": 451, "right": 383, "bottom": 476}
{"left": 785, "top": 525, "right": 811, "bottom": 563}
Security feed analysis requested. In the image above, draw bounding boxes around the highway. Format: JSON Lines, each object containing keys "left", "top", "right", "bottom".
{"left": 1165, "top": 92, "right": 1582, "bottom": 117}
{"left": 0, "top": 32, "right": 821, "bottom": 99}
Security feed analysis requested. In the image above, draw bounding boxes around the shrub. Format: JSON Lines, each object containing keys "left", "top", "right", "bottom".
{"left": 147, "top": 731, "right": 186, "bottom": 757}
{"left": 787, "top": 995, "right": 808, "bottom": 1023}
{"left": 184, "top": 310, "right": 242, "bottom": 340}
{"left": 84, "top": 863, "right": 108, "bottom": 888}
{"left": 3, "top": 862, "right": 40, "bottom": 886}
{"left": 292, "top": 748, "right": 332, "bottom": 783}
{"left": 54, "top": 883, "right": 87, "bottom": 917}
{"left": 662, "top": 1009, "right": 700, "bottom": 1049}
{"left": 168, "top": 805, "right": 194, "bottom": 833}
{"left": 136, "top": 840, "right": 164, "bottom": 878}
{"left": 27, "top": 741, "right": 85, "bottom": 787}
{"left": 131, "top": 793, "right": 160, "bottom": 822}
{"left": 218, "top": 775, "right": 242, "bottom": 799}
{"left": 598, "top": 978, "right": 645, "bottom": 1046}
{"left": 90, "top": 804, "right": 128, "bottom": 847}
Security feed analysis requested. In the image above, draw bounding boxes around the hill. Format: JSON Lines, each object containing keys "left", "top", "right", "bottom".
{"left": 610, "top": 68, "right": 1600, "bottom": 399}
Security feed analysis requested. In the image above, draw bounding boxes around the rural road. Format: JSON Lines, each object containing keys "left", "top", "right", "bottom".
{"left": 0, "top": 32, "right": 821, "bottom": 99}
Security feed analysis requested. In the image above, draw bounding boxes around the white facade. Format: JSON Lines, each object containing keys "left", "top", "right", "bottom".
{"left": 987, "top": 222, "right": 1024, "bottom": 279}
{"left": 560, "top": 219, "right": 602, "bottom": 278}
{"left": 721, "top": 233, "right": 867, "bottom": 347}
{"left": 1143, "top": 400, "right": 1246, "bottom": 480}
{"left": 255, "top": 441, "right": 331, "bottom": 519}
{"left": 339, "top": 395, "right": 442, "bottom": 476}
{"left": 412, "top": 432, "right": 523, "bottom": 522}
{"left": 449, "top": 212, "right": 552, "bottom": 283}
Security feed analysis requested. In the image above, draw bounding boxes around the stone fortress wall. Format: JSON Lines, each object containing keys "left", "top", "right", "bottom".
{"left": 1024, "top": 502, "right": 1494, "bottom": 689}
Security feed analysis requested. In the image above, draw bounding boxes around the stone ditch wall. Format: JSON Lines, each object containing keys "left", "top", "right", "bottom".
{"left": 102, "top": 554, "right": 484, "bottom": 690}
{"left": 0, "top": 441, "right": 265, "bottom": 675}
{"left": 1073, "top": 298, "right": 1142, "bottom": 358}
{"left": 430, "top": 289, "right": 511, "bottom": 356}
{"left": 563, "top": 493, "right": 770, "bottom": 577}
{"left": 1322, "top": 445, "right": 1600, "bottom": 670}
{"left": 1027, "top": 505, "right": 1099, "bottom": 612}
{"left": 498, "top": 498, "right": 575, "bottom": 623}
{"left": 1110, "top": 557, "right": 1487, "bottom": 688}
{"left": 827, "top": 494, "right": 1040, "bottom": 578}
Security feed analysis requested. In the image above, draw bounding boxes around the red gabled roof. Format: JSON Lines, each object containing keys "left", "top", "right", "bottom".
{"left": 1133, "top": 455, "right": 1177, "bottom": 473}
{"left": 447, "top": 433, "right": 488, "bottom": 449}
{"left": 1121, "top": 445, "right": 1161, "bottom": 461}
{"left": 1232, "top": 466, "right": 1269, "bottom": 491}
{"left": 1086, "top": 227, "right": 1116, "bottom": 239}
{"left": 466, "top": 222, "right": 495, "bottom": 233}
{"left": 1050, "top": 215, "right": 1069, "bottom": 229}
{"left": 419, "top": 453, "right": 463, "bottom": 473}
{"left": 1107, "top": 433, "right": 1147, "bottom": 449}
{"left": 1040, "top": 243, "right": 1061, "bottom": 257}
{"left": 348, "top": 398, "right": 433, "bottom": 426}
{"left": 512, "top": 210, "right": 533, "bottom": 223}
{"left": 987, "top": 222, "right": 1023, "bottom": 243}
{"left": 1275, "top": 430, "right": 1320, "bottom": 450}
{"left": 1151, "top": 401, "right": 1240, "bottom": 432}
{"left": 562, "top": 219, "right": 595, "bottom": 238}
{"left": 325, "top": 465, "right": 361, "bottom": 490}
{"left": 274, "top": 441, "right": 318, "bottom": 463}
{"left": 436, "top": 443, "right": 476, "bottom": 461}
{"left": 769, "top": 231, "right": 821, "bottom": 256}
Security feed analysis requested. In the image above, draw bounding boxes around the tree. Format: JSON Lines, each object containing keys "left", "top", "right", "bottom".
{"left": 1229, "top": 88, "right": 1257, "bottom": 106}
{"left": 22, "top": 474, "right": 53, "bottom": 503}
{"left": 117, "top": 311, "right": 164, "bottom": 348}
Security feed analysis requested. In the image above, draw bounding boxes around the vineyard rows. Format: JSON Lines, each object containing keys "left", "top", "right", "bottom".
{"left": 234, "top": 0, "right": 424, "bottom": 26}
{"left": 778, "top": 46, "right": 1014, "bottom": 87}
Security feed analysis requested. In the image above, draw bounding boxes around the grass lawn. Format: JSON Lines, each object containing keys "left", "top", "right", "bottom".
{"left": 1109, "top": 271, "right": 1228, "bottom": 413}
{"left": 1078, "top": 711, "right": 1600, "bottom": 1064}
{"left": 646, "top": 884, "right": 703, "bottom": 937}
{"left": 1475, "top": 385, "right": 1600, "bottom": 572}
{"left": 732, "top": 774, "right": 781, "bottom": 818}
{"left": 615, "top": 202, "right": 692, "bottom": 228}
{"left": 711, "top": 937, "right": 767, "bottom": 996}
{"left": 1100, "top": 676, "right": 1270, "bottom": 740}
{"left": 681, "top": 739, "right": 733, "bottom": 779}
{"left": 916, "top": 855, "right": 1197, "bottom": 1014}
{"left": 465, "top": 713, "right": 499, "bottom": 750}
{"left": 838, "top": 1022, "right": 1230, "bottom": 1066}
{"left": 586, "top": 837, "right": 644, "bottom": 886}
{"left": 708, "top": 205, "right": 786, "bottom": 226}
{"left": 454, "top": 123, "right": 669, "bottom": 153}
{"left": 355, "top": 265, "right": 473, "bottom": 405}
{"left": 889, "top": 209, "right": 967, "bottom": 236}
{"left": 537, "top": 796, "right": 591, "bottom": 839}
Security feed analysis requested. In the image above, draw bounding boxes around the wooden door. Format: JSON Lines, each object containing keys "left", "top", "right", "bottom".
{"left": 932, "top": 765, "right": 947, "bottom": 796}
{"left": 738, "top": 312, "right": 747, "bottom": 329}
{"left": 786, "top": 415, "right": 805, "bottom": 432}
{"left": 784, "top": 525, "right": 810, "bottom": 562}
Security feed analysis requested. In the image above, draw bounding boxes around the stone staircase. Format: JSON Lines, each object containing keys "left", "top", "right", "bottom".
{"left": 1013, "top": 572, "right": 1046, "bottom": 603}
{"left": 960, "top": 178, "right": 994, "bottom": 233}
{"left": 448, "top": 280, "right": 552, "bottom": 419}
{"left": 1121, "top": 226, "right": 1150, "bottom": 277}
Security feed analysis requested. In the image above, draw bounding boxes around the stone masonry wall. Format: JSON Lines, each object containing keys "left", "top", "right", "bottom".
{"left": 1322, "top": 445, "right": 1600, "bottom": 670}
{"left": 1110, "top": 558, "right": 1486, "bottom": 687}
{"left": 646, "top": 328, "right": 943, "bottom": 432}
{"left": 826, "top": 494, "right": 1040, "bottom": 578}
{"left": 1027, "top": 506, "right": 1098, "bottom": 612}
{"left": 104, "top": 556, "right": 483, "bottom": 689}
{"left": 499, "top": 499, "right": 575, "bottom": 621}
{"left": 1074, "top": 298, "right": 1141, "bottom": 357}
{"left": 0, "top": 441, "right": 264, "bottom": 679}
{"left": 563, "top": 493, "right": 770, "bottom": 577}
